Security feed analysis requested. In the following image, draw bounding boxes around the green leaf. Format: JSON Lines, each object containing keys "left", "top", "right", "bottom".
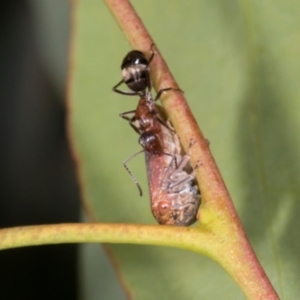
{"left": 70, "top": 0, "right": 300, "bottom": 298}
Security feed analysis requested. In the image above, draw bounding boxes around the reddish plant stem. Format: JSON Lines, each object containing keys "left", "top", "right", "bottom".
{"left": 104, "top": 0, "right": 279, "bottom": 299}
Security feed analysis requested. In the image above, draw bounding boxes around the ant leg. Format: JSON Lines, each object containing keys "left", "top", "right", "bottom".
{"left": 119, "top": 111, "right": 141, "bottom": 135}
{"left": 119, "top": 110, "right": 135, "bottom": 121}
{"left": 155, "top": 115, "right": 175, "bottom": 133}
{"left": 144, "top": 45, "right": 156, "bottom": 93}
{"left": 112, "top": 80, "right": 142, "bottom": 96}
{"left": 154, "top": 87, "right": 184, "bottom": 102}
{"left": 148, "top": 44, "right": 155, "bottom": 66}
{"left": 123, "top": 150, "right": 144, "bottom": 196}
{"left": 152, "top": 88, "right": 184, "bottom": 131}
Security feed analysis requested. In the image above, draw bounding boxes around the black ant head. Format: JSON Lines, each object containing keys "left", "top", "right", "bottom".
{"left": 120, "top": 50, "right": 151, "bottom": 93}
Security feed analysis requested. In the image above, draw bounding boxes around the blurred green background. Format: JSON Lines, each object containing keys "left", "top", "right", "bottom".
{"left": 1, "top": 1, "right": 78, "bottom": 300}
{"left": 1, "top": 0, "right": 300, "bottom": 299}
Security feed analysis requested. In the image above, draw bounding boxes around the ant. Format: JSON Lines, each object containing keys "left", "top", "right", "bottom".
{"left": 112, "top": 45, "right": 178, "bottom": 134}
{"left": 112, "top": 47, "right": 200, "bottom": 225}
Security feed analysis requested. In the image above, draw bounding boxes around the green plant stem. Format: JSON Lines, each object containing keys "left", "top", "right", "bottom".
{"left": 0, "top": 221, "right": 276, "bottom": 299}
{"left": 0, "top": 224, "right": 208, "bottom": 251}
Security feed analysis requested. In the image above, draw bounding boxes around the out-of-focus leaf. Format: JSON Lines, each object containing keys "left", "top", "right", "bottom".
{"left": 70, "top": 0, "right": 300, "bottom": 299}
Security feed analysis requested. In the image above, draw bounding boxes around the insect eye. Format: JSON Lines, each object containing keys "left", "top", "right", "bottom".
{"left": 157, "top": 201, "right": 171, "bottom": 216}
